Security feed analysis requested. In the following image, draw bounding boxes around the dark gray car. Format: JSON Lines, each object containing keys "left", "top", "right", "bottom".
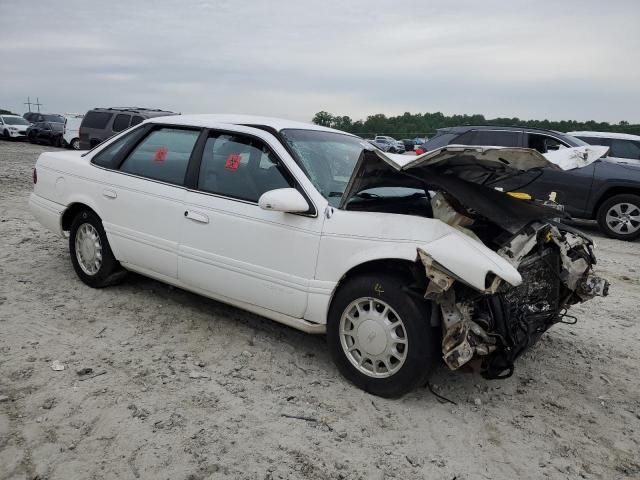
{"left": 79, "top": 107, "right": 177, "bottom": 149}
{"left": 422, "top": 125, "right": 640, "bottom": 240}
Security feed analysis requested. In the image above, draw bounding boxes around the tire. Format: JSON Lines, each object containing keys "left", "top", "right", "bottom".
{"left": 69, "top": 210, "right": 126, "bottom": 288}
{"left": 327, "top": 273, "right": 439, "bottom": 397}
{"left": 596, "top": 194, "right": 640, "bottom": 241}
{"left": 28, "top": 132, "right": 37, "bottom": 144}
{"left": 70, "top": 138, "right": 80, "bottom": 150}
{"left": 3, "top": 129, "right": 10, "bottom": 140}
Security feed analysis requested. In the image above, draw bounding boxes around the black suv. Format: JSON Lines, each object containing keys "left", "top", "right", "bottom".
{"left": 79, "top": 107, "right": 177, "bottom": 149}
{"left": 23, "top": 112, "right": 65, "bottom": 124}
{"left": 422, "top": 125, "right": 640, "bottom": 240}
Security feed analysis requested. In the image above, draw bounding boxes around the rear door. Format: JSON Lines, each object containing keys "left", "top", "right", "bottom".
{"left": 92, "top": 125, "right": 202, "bottom": 279}
{"left": 502, "top": 132, "right": 596, "bottom": 216}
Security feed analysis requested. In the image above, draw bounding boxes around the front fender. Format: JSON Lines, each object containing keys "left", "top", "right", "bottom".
{"left": 418, "top": 231, "right": 522, "bottom": 292}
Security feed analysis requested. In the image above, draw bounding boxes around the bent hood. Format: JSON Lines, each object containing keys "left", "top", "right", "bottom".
{"left": 340, "top": 145, "right": 607, "bottom": 234}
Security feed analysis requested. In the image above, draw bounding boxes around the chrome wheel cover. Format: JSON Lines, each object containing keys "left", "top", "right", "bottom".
{"left": 75, "top": 223, "right": 103, "bottom": 275}
{"left": 606, "top": 202, "right": 640, "bottom": 235}
{"left": 339, "top": 297, "right": 408, "bottom": 378}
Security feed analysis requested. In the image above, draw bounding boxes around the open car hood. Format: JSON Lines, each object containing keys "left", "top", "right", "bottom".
{"left": 340, "top": 145, "right": 607, "bottom": 234}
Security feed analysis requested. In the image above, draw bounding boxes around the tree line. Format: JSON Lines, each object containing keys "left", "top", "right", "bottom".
{"left": 311, "top": 111, "right": 640, "bottom": 138}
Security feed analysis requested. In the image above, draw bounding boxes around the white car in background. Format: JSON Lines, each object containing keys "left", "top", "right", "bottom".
{"left": 62, "top": 113, "right": 85, "bottom": 150}
{"left": 569, "top": 131, "right": 640, "bottom": 163}
{"left": 0, "top": 114, "right": 31, "bottom": 139}
{"left": 29, "top": 115, "right": 608, "bottom": 397}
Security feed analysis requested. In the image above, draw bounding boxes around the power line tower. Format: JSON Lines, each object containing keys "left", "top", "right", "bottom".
{"left": 34, "top": 98, "right": 43, "bottom": 113}
{"left": 24, "top": 97, "right": 33, "bottom": 112}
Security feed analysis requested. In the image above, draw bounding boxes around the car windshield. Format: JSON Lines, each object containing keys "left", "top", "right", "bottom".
{"left": 2, "top": 116, "right": 30, "bottom": 126}
{"left": 43, "top": 114, "right": 65, "bottom": 123}
{"left": 280, "top": 129, "right": 372, "bottom": 206}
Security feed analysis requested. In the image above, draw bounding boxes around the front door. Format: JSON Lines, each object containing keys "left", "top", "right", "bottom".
{"left": 178, "top": 128, "right": 323, "bottom": 318}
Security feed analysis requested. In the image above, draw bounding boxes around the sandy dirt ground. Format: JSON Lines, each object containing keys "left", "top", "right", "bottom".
{"left": 1, "top": 140, "right": 639, "bottom": 480}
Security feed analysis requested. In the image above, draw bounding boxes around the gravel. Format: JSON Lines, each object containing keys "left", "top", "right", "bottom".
{"left": 1, "top": 140, "right": 639, "bottom": 479}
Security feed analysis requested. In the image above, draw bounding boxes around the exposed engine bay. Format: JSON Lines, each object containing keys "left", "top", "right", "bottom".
{"left": 342, "top": 145, "right": 610, "bottom": 378}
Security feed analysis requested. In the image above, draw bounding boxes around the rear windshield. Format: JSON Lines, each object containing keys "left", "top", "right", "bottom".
{"left": 42, "top": 114, "right": 65, "bottom": 123}
{"left": 82, "top": 111, "right": 113, "bottom": 129}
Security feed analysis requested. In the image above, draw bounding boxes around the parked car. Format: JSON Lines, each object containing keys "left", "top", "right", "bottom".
{"left": 23, "top": 112, "right": 65, "bottom": 124}
{"left": 401, "top": 139, "right": 416, "bottom": 152}
{"left": 569, "top": 131, "right": 640, "bottom": 163}
{"left": 422, "top": 125, "right": 640, "bottom": 240}
{"left": 29, "top": 115, "right": 608, "bottom": 397}
{"left": 79, "top": 107, "right": 177, "bottom": 149}
{"left": 62, "top": 113, "right": 84, "bottom": 150}
{"left": 373, "top": 136, "right": 405, "bottom": 153}
{"left": 27, "top": 121, "right": 64, "bottom": 146}
{"left": 0, "top": 114, "right": 31, "bottom": 139}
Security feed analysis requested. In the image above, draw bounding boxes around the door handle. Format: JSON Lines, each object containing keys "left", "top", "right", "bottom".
{"left": 184, "top": 210, "right": 209, "bottom": 224}
{"left": 103, "top": 189, "right": 117, "bottom": 199}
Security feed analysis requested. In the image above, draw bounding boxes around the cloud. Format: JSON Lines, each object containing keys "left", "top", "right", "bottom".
{"left": 1, "top": 0, "right": 639, "bottom": 123}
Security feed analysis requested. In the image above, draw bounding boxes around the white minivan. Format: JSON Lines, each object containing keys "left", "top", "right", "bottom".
{"left": 62, "top": 113, "right": 85, "bottom": 150}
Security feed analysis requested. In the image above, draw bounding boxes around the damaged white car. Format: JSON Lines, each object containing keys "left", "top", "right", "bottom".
{"left": 29, "top": 115, "right": 609, "bottom": 397}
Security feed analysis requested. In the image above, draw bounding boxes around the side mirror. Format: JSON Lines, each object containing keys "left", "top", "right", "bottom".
{"left": 258, "top": 188, "right": 309, "bottom": 213}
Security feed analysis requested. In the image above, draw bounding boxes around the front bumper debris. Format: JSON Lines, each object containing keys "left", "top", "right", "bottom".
{"left": 419, "top": 222, "right": 609, "bottom": 377}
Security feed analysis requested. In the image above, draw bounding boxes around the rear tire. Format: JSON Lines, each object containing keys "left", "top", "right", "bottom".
{"left": 70, "top": 138, "right": 80, "bottom": 150}
{"left": 69, "top": 210, "right": 126, "bottom": 288}
{"left": 596, "top": 194, "right": 640, "bottom": 241}
{"left": 327, "top": 273, "right": 438, "bottom": 397}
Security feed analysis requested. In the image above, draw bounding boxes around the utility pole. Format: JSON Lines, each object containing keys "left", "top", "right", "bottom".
{"left": 24, "top": 97, "right": 32, "bottom": 112}
{"left": 34, "top": 98, "right": 43, "bottom": 113}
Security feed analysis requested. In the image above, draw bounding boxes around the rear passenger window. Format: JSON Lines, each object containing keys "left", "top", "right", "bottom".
{"left": 131, "top": 116, "right": 144, "bottom": 126}
{"left": 112, "top": 114, "right": 131, "bottom": 132}
{"left": 82, "top": 111, "right": 113, "bottom": 129}
{"left": 197, "top": 133, "right": 293, "bottom": 202}
{"left": 91, "top": 127, "right": 148, "bottom": 169}
{"left": 120, "top": 128, "right": 199, "bottom": 185}
{"left": 609, "top": 139, "right": 640, "bottom": 160}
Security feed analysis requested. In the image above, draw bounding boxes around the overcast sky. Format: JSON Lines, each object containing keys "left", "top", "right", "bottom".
{"left": 1, "top": 0, "right": 639, "bottom": 123}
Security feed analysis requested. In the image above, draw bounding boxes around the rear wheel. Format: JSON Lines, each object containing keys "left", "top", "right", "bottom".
{"left": 69, "top": 210, "right": 126, "bottom": 287}
{"left": 597, "top": 194, "right": 640, "bottom": 240}
{"left": 327, "top": 273, "right": 438, "bottom": 397}
{"left": 70, "top": 138, "right": 80, "bottom": 150}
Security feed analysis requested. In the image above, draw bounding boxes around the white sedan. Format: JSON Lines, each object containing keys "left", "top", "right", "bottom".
{"left": 30, "top": 115, "right": 608, "bottom": 397}
{"left": 1, "top": 114, "right": 31, "bottom": 139}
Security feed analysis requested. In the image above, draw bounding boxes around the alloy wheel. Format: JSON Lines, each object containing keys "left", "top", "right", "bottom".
{"left": 605, "top": 202, "right": 640, "bottom": 235}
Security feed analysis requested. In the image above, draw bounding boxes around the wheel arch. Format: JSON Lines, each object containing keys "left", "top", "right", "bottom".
{"left": 61, "top": 202, "right": 100, "bottom": 231}
{"left": 592, "top": 186, "right": 640, "bottom": 218}
{"left": 327, "top": 258, "right": 427, "bottom": 317}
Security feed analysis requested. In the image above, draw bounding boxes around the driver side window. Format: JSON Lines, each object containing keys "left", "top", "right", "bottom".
{"left": 197, "top": 133, "right": 293, "bottom": 202}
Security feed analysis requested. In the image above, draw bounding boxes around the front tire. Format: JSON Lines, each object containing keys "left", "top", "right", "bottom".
{"left": 327, "top": 273, "right": 438, "bottom": 397}
{"left": 69, "top": 210, "right": 125, "bottom": 288}
{"left": 596, "top": 194, "right": 640, "bottom": 241}
{"left": 3, "top": 129, "right": 10, "bottom": 140}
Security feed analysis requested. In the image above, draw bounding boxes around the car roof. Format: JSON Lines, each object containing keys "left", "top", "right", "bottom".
{"left": 147, "top": 114, "right": 351, "bottom": 135}
{"left": 89, "top": 107, "right": 176, "bottom": 115}
{"left": 437, "top": 124, "right": 571, "bottom": 136}
{"left": 568, "top": 131, "right": 640, "bottom": 141}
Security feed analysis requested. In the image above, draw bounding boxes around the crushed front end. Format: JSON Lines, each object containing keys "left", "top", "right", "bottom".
{"left": 420, "top": 222, "right": 609, "bottom": 379}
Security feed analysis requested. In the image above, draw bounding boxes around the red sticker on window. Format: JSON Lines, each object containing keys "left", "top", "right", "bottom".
{"left": 225, "top": 153, "right": 241, "bottom": 171}
{"left": 154, "top": 147, "right": 168, "bottom": 162}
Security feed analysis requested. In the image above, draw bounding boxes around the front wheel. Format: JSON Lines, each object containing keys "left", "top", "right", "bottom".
{"left": 69, "top": 210, "right": 126, "bottom": 287}
{"left": 327, "top": 273, "right": 438, "bottom": 397}
{"left": 596, "top": 194, "right": 640, "bottom": 241}
{"left": 3, "top": 129, "right": 10, "bottom": 140}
